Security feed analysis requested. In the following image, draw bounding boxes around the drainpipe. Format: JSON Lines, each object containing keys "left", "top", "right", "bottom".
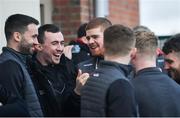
{"left": 95, "top": 0, "right": 109, "bottom": 17}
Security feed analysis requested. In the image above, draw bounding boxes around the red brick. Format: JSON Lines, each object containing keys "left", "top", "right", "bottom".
{"left": 52, "top": 0, "right": 139, "bottom": 42}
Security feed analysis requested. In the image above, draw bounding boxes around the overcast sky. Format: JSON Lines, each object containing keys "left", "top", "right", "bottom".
{"left": 140, "top": 0, "right": 180, "bottom": 36}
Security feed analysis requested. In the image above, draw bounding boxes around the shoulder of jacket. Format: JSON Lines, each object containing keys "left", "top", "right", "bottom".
{"left": 78, "top": 58, "right": 94, "bottom": 66}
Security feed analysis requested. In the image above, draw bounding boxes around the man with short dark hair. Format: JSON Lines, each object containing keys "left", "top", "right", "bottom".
{"left": 162, "top": 33, "right": 180, "bottom": 84}
{"left": 68, "top": 23, "right": 92, "bottom": 65}
{"left": 81, "top": 24, "right": 137, "bottom": 117}
{"left": 27, "top": 24, "right": 89, "bottom": 116}
{"left": 131, "top": 31, "right": 180, "bottom": 116}
{"left": 0, "top": 14, "right": 43, "bottom": 116}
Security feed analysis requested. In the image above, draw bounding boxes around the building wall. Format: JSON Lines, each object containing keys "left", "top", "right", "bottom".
{"left": 108, "top": 0, "right": 139, "bottom": 28}
{"left": 0, "top": 0, "right": 40, "bottom": 52}
{"left": 40, "top": 0, "right": 53, "bottom": 24}
{"left": 52, "top": 0, "right": 80, "bottom": 42}
{"left": 52, "top": 0, "right": 94, "bottom": 42}
{"left": 52, "top": 0, "right": 139, "bottom": 43}
{"left": 0, "top": 0, "right": 139, "bottom": 49}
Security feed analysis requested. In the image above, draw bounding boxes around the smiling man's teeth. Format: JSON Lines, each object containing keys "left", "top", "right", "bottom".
{"left": 54, "top": 54, "right": 60, "bottom": 57}
{"left": 90, "top": 45, "right": 97, "bottom": 49}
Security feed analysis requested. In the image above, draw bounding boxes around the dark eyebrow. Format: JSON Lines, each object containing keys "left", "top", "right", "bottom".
{"left": 164, "top": 59, "right": 173, "bottom": 64}
{"left": 32, "top": 34, "right": 38, "bottom": 38}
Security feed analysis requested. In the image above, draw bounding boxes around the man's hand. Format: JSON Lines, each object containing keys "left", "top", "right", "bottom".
{"left": 63, "top": 45, "right": 73, "bottom": 59}
{"left": 74, "top": 70, "right": 89, "bottom": 95}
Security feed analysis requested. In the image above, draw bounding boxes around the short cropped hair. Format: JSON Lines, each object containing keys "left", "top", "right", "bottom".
{"left": 86, "top": 17, "right": 112, "bottom": 32}
{"left": 77, "top": 23, "right": 87, "bottom": 38}
{"left": 162, "top": 33, "right": 180, "bottom": 55}
{"left": 104, "top": 24, "right": 135, "bottom": 56}
{"left": 37, "top": 24, "right": 60, "bottom": 44}
{"left": 5, "top": 14, "right": 39, "bottom": 41}
{"left": 133, "top": 25, "right": 151, "bottom": 33}
{"left": 135, "top": 31, "right": 158, "bottom": 55}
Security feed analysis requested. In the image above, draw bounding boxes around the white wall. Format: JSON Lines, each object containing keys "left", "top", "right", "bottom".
{"left": 140, "top": 0, "right": 180, "bottom": 36}
{"left": 0, "top": 0, "right": 40, "bottom": 52}
{"left": 40, "top": 0, "right": 52, "bottom": 24}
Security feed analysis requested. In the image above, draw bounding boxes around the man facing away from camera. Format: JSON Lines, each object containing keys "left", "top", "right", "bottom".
{"left": 131, "top": 31, "right": 180, "bottom": 116}
{"left": 81, "top": 24, "right": 138, "bottom": 117}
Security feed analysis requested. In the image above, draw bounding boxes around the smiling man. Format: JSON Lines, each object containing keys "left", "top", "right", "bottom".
{"left": 27, "top": 24, "right": 89, "bottom": 116}
{"left": 162, "top": 33, "right": 180, "bottom": 84}
{"left": 35, "top": 25, "right": 64, "bottom": 65}
{"left": 0, "top": 14, "right": 43, "bottom": 116}
{"left": 78, "top": 17, "right": 112, "bottom": 74}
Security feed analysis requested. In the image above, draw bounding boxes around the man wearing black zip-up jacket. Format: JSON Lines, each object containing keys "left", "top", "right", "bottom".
{"left": 81, "top": 25, "right": 138, "bottom": 116}
{"left": 27, "top": 24, "right": 89, "bottom": 116}
{"left": 27, "top": 54, "right": 80, "bottom": 116}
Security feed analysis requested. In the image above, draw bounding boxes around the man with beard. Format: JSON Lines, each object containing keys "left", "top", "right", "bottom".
{"left": 27, "top": 24, "right": 89, "bottom": 116}
{"left": 78, "top": 17, "right": 112, "bottom": 74}
{"left": 162, "top": 33, "right": 180, "bottom": 84}
{"left": 0, "top": 14, "right": 43, "bottom": 116}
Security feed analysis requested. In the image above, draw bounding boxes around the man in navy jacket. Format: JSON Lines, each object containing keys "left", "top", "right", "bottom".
{"left": 0, "top": 84, "right": 29, "bottom": 116}
{"left": 131, "top": 31, "right": 180, "bottom": 116}
{"left": 81, "top": 24, "right": 138, "bottom": 117}
{"left": 0, "top": 14, "right": 42, "bottom": 116}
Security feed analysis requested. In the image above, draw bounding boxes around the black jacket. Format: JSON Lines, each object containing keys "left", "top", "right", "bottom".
{"left": 69, "top": 40, "right": 91, "bottom": 65}
{"left": 131, "top": 67, "right": 180, "bottom": 116}
{"left": 78, "top": 56, "right": 103, "bottom": 74}
{"left": 27, "top": 54, "right": 80, "bottom": 116}
{"left": 81, "top": 60, "right": 138, "bottom": 117}
{"left": 0, "top": 47, "right": 43, "bottom": 116}
{"left": 0, "top": 84, "right": 29, "bottom": 116}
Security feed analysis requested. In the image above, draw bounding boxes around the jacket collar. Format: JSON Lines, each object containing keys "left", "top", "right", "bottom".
{"left": 99, "top": 60, "right": 133, "bottom": 77}
{"left": 32, "top": 53, "right": 67, "bottom": 68}
{"left": 136, "top": 67, "right": 161, "bottom": 77}
{"left": 2, "top": 47, "right": 29, "bottom": 66}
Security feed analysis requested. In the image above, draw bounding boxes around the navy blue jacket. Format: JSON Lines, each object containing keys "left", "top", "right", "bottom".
{"left": 0, "top": 47, "right": 43, "bottom": 116}
{"left": 131, "top": 67, "right": 180, "bottom": 116}
{"left": 81, "top": 60, "right": 138, "bottom": 117}
{"left": 78, "top": 56, "right": 103, "bottom": 74}
{"left": 0, "top": 84, "right": 29, "bottom": 116}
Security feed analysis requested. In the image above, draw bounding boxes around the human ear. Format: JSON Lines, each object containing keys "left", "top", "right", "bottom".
{"left": 13, "top": 32, "right": 22, "bottom": 42}
{"left": 35, "top": 44, "right": 43, "bottom": 51}
{"left": 130, "top": 47, "right": 137, "bottom": 60}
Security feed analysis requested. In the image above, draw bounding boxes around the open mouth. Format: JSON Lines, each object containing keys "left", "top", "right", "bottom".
{"left": 54, "top": 54, "right": 61, "bottom": 58}
{"left": 89, "top": 44, "right": 98, "bottom": 49}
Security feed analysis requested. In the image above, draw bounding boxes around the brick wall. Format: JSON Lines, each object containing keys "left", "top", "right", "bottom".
{"left": 52, "top": 0, "right": 80, "bottom": 42}
{"left": 52, "top": 0, "right": 139, "bottom": 43}
{"left": 108, "top": 0, "right": 139, "bottom": 28}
